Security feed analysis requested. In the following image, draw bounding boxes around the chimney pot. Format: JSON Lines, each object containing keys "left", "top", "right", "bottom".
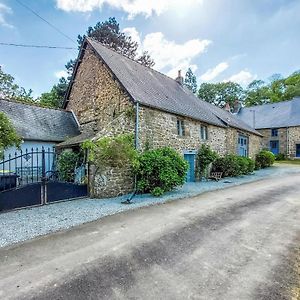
{"left": 175, "top": 70, "right": 183, "bottom": 85}
{"left": 224, "top": 102, "right": 231, "bottom": 112}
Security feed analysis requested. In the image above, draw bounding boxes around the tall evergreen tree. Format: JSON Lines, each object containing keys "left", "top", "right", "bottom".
{"left": 184, "top": 68, "right": 198, "bottom": 94}
{"left": 66, "top": 17, "right": 154, "bottom": 76}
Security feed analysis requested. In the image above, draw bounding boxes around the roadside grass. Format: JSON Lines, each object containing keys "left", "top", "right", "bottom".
{"left": 275, "top": 160, "right": 300, "bottom": 165}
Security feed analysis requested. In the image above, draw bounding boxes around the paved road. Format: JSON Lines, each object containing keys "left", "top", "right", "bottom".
{"left": 0, "top": 175, "right": 300, "bottom": 300}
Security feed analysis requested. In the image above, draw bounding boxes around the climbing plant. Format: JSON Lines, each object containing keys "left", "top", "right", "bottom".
{"left": 82, "top": 134, "right": 137, "bottom": 169}
{"left": 196, "top": 144, "right": 219, "bottom": 180}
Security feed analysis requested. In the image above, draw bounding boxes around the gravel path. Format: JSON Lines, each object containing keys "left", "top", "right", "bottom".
{"left": 1, "top": 164, "right": 300, "bottom": 248}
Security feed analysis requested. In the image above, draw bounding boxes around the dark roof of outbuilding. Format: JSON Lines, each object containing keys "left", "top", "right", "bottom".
{"left": 0, "top": 99, "right": 80, "bottom": 142}
{"left": 65, "top": 38, "right": 260, "bottom": 136}
{"left": 237, "top": 97, "right": 300, "bottom": 129}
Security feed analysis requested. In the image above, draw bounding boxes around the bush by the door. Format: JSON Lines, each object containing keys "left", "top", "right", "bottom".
{"left": 134, "top": 147, "right": 188, "bottom": 196}
{"left": 212, "top": 154, "right": 255, "bottom": 177}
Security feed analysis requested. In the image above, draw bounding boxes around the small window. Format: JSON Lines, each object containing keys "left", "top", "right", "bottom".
{"left": 271, "top": 128, "right": 278, "bottom": 137}
{"left": 177, "top": 119, "right": 185, "bottom": 136}
{"left": 200, "top": 125, "right": 208, "bottom": 140}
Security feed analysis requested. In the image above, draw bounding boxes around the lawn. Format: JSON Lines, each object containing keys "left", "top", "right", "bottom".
{"left": 275, "top": 160, "right": 300, "bottom": 165}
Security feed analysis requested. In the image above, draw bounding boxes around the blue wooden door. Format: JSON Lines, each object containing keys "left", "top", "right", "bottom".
{"left": 270, "top": 141, "right": 279, "bottom": 155}
{"left": 296, "top": 144, "right": 300, "bottom": 157}
{"left": 238, "top": 135, "right": 248, "bottom": 157}
{"left": 184, "top": 154, "right": 195, "bottom": 182}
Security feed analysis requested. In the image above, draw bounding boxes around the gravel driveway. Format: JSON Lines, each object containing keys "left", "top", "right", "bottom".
{"left": 1, "top": 164, "right": 300, "bottom": 248}
{"left": 0, "top": 172, "right": 299, "bottom": 299}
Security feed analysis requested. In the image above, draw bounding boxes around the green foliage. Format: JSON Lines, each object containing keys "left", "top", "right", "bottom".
{"left": 82, "top": 134, "right": 137, "bottom": 168}
{"left": 244, "top": 72, "right": 300, "bottom": 107}
{"left": 0, "top": 112, "right": 22, "bottom": 159}
{"left": 198, "top": 82, "right": 244, "bottom": 108}
{"left": 39, "top": 78, "right": 68, "bottom": 108}
{"left": 275, "top": 153, "right": 286, "bottom": 161}
{"left": 196, "top": 144, "right": 218, "bottom": 179}
{"left": 133, "top": 147, "right": 188, "bottom": 196}
{"left": 212, "top": 154, "right": 255, "bottom": 177}
{"left": 184, "top": 68, "right": 198, "bottom": 94}
{"left": 255, "top": 150, "right": 275, "bottom": 169}
{"left": 0, "top": 66, "right": 34, "bottom": 103}
{"left": 57, "top": 150, "right": 80, "bottom": 182}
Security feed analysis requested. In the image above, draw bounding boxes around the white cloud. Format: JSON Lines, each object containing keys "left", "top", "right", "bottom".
{"left": 200, "top": 62, "right": 229, "bottom": 81}
{"left": 54, "top": 70, "right": 68, "bottom": 78}
{"left": 123, "top": 28, "right": 211, "bottom": 78}
{"left": 123, "top": 27, "right": 141, "bottom": 48}
{"left": 56, "top": 0, "right": 203, "bottom": 19}
{"left": 0, "top": 3, "right": 13, "bottom": 28}
{"left": 224, "top": 70, "right": 257, "bottom": 86}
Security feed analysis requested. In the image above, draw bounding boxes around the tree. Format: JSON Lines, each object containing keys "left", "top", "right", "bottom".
{"left": 0, "top": 66, "right": 34, "bottom": 103}
{"left": 244, "top": 71, "right": 300, "bottom": 107}
{"left": 0, "top": 112, "right": 22, "bottom": 159}
{"left": 184, "top": 68, "right": 197, "bottom": 93}
{"left": 39, "top": 78, "right": 68, "bottom": 108}
{"left": 66, "top": 17, "right": 155, "bottom": 75}
{"left": 198, "top": 81, "right": 244, "bottom": 108}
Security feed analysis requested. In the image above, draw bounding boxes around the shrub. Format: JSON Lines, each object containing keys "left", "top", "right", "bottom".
{"left": 196, "top": 144, "right": 219, "bottom": 180}
{"left": 212, "top": 154, "right": 255, "bottom": 177}
{"left": 57, "top": 150, "right": 80, "bottom": 182}
{"left": 255, "top": 150, "right": 275, "bottom": 169}
{"left": 82, "top": 134, "right": 137, "bottom": 168}
{"left": 275, "top": 153, "right": 286, "bottom": 161}
{"left": 133, "top": 147, "right": 188, "bottom": 196}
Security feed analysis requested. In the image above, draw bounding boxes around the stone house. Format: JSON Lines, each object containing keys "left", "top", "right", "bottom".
{"left": 237, "top": 97, "right": 300, "bottom": 158}
{"left": 61, "top": 37, "right": 262, "bottom": 197}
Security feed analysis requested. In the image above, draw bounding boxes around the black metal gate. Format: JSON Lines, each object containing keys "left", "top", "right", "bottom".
{"left": 0, "top": 148, "right": 88, "bottom": 212}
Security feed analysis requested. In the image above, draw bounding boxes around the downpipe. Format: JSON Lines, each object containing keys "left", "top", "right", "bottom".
{"left": 122, "top": 102, "right": 139, "bottom": 205}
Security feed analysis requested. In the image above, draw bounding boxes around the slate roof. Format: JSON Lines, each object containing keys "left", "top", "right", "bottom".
{"left": 0, "top": 99, "right": 80, "bottom": 142}
{"left": 66, "top": 38, "right": 260, "bottom": 136}
{"left": 237, "top": 97, "right": 300, "bottom": 129}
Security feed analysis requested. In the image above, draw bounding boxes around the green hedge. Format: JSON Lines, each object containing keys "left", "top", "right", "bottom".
{"left": 212, "top": 154, "right": 255, "bottom": 177}
{"left": 133, "top": 147, "right": 188, "bottom": 196}
{"left": 255, "top": 150, "right": 275, "bottom": 169}
{"left": 57, "top": 150, "right": 80, "bottom": 182}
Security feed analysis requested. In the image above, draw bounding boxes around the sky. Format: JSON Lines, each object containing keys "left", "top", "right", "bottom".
{"left": 0, "top": 0, "right": 299, "bottom": 97}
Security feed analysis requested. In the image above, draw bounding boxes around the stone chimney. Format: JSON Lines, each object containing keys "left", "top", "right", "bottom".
{"left": 232, "top": 99, "right": 242, "bottom": 114}
{"left": 175, "top": 70, "right": 184, "bottom": 85}
{"left": 224, "top": 102, "right": 231, "bottom": 112}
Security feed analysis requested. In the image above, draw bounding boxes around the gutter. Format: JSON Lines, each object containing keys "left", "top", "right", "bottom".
{"left": 122, "top": 101, "right": 140, "bottom": 205}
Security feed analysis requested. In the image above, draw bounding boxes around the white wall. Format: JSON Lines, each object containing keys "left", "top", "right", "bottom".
{"left": 1, "top": 140, "right": 56, "bottom": 177}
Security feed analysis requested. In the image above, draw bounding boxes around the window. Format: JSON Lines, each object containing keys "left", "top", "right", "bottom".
{"left": 271, "top": 128, "right": 278, "bottom": 137}
{"left": 200, "top": 125, "right": 208, "bottom": 140}
{"left": 177, "top": 119, "right": 185, "bottom": 136}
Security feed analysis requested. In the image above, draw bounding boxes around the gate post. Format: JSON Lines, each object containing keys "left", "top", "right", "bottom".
{"left": 41, "top": 148, "right": 47, "bottom": 205}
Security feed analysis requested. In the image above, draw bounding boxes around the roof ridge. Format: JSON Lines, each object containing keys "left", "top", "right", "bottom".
{"left": 0, "top": 98, "right": 71, "bottom": 113}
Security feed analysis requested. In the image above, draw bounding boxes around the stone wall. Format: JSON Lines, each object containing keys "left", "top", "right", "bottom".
{"left": 287, "top": 126, "right": 300, "bottom": 158}
{"left": 256, "top": 127, "right": 300, "bottom": 158}
{"left": 257, "top": 128, "right": 288, "bottom": 155}
{"left": 226, "top": 128, "right": 262, "bottom": 159}
{"left": 67, "top": 44, "right": 135, "bottom": 135}
{"left": 66, "top": 45, "right": 135, "bottom": 198}
{"left": 138, "top": 105, "right": 261, "bottom": 158}
{"left": 89, "top": 164, "right": 134, "bottom": 198}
